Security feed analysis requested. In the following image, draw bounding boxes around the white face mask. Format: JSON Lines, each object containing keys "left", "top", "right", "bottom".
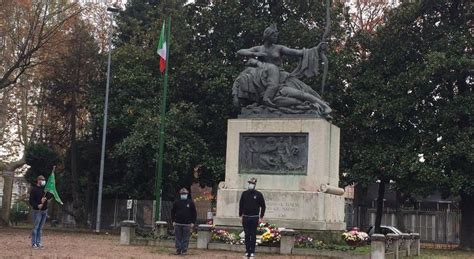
{"left": 40, "top": 180, "right": 46, "bottom": 187}
{"left": 180, "top": 194, "right": 188, "bottom": 200}
{"left": 248, "top": 183, "right": 256, "bottom": 190}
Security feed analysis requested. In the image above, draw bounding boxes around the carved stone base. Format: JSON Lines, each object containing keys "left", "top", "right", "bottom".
{"left": 215, "top": 118, "right": 345, "bottom": 230}
{"left": 223, "top": 118, "right": 340, "bottom": 191}
{"left": 214, "top": 189, "right": 345, "bottom": 230}
{"left": 239, "top": 104, "right": 330, "bottom": 119}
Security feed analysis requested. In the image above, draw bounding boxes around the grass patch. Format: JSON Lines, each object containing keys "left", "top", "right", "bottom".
{"left": 351, "top": 245, "right": 370, "bottom": 254}
{"left": 408, "top": 249, "right": 474, "bottom": 259}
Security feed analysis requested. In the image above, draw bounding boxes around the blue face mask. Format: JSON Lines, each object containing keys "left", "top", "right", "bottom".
{"left": 180, "top": 194, "right": 188, "bottom": 200}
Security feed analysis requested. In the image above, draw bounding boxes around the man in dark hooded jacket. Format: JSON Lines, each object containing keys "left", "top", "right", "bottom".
{"left": 171, "top": 187, "right": 197, "bottom": 255}
{"left": 239, "top": 177, "right": 266, "bottom": 258}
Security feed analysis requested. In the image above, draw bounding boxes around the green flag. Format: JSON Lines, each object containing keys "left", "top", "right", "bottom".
{"left": 45, "top": 171, "right": 63, "bottom": 205}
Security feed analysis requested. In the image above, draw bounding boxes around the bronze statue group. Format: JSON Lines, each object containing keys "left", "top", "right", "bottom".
{"left": 233, "top": 24, "right": 332, "bottom": 117}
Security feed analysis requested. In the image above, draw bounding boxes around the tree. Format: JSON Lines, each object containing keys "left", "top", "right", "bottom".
{"left": 0, "top": 76, "right": 42, "bottom": 224}
{"left": 345, "top": 0, "right": 392, "bottom": 34}
{"left": 344, "top": 0, "right": 472, "bottom": 246}
{"left": 0, "top": 0, "right": 81, "bottom": 225}
{"left": 0, "top": 0, "right": 80, "bottom": 90}
{"left": 24, "top": 143, "right": 60, "bottom": 185}
{"left": 39, "top": 16, "right": 103, "bottom": 225}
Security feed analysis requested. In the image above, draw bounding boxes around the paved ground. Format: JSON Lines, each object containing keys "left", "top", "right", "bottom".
{"left": 2, "top": 227, "right": 474, "bottom": 258}
{"left": 0, "top": 227, "right": 316, "bottom": 259}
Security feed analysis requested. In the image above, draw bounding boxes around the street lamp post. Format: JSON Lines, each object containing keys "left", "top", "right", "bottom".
{"left": 95, "top": 6, "right": 119, "bottom": 233}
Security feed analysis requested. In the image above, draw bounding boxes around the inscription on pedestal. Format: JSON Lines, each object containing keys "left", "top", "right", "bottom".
{"left": 265, "top": 201, "right": 301, "bottom": 218}
{"left": 239, "top": 133, "right": 308, "bottom": 175}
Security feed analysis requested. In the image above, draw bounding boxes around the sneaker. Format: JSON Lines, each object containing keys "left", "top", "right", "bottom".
{"left": 174, "top": 251, "right": 181, "bottom": 255}
{"left": 37, "top": 243, "right": 44, "bottom": 248}
{"left": 32, "top": 244, "right": 39, "bottom": 249}
{"left": 181, "top": 251, "right": 187, "bottom": 255}
{"left": 249, "top": 253, "right": 255, "bottom": 258}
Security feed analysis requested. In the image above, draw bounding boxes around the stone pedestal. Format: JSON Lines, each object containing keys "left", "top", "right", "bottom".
{"left": 386, "top": 233, "right": 400, "bottom": 259}
{"left": 411, "top": 233, "right": 420, "bottom": 256}
{"left": 214, "top": 119, "right": 345, "bottom": 230}
{"left": 155, "top": 221, "right": 168, "bottom": 237}
{"left": 120, "top": 220, "right": 137, "bottom": 245}
{"left": 370, "top": 234, "right": 386, "bottom": 259}
{"left": 280, "top": 229, "right": 296, "bottom": 255}
{"left": 401, "top": 233, "right": 412, "bottom": 256}
{"left": 197, "top": 224, "right": 213, "bottom": 249}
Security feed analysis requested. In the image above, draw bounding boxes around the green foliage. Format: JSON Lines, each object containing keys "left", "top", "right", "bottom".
{"left": 10, "top": 200, "right": 30, "bottom": 223}
{"left": 62, "top": 140, "right": 101, "bottom": 201}
{"left": 294, "top": 235, "right": 317, "bottom": 248}
{"left": 342, "top": 0, "right": 472, "bottom": 198}
{"left": 24, "top": 143, "right": 60, "bottom": 185}
{"left": 294, "top": 235, "right": 369, "bottom": 253}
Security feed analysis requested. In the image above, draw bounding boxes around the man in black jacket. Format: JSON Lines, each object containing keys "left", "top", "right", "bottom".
{"left": 171, "top": 188, "right": 197, "bottom": 255}
{"left": 29, "top": 175, "right": 51, "bottom": 249}
{"left": 239, "top": 177, "right": 266, "bottom": 258}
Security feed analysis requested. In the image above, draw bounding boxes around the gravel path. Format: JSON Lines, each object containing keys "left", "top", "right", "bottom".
{"left": 0, "top": 227, "right": 317, "bottom": 259}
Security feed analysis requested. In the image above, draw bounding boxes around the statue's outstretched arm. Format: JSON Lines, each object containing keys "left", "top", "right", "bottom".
{"left": 280, "top": 46, "right": 303, "bottom": 57}
{"left": 237, "top": 46, "right": 263, "bottom": 57}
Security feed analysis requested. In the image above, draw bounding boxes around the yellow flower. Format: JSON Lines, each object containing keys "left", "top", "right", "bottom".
{"left": 261, "top": 232, "right": 272, "bottom": 241}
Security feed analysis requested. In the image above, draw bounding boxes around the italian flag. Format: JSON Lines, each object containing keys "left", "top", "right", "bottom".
{"left": 156, "top": 22, "right": 167, "bottom": 73}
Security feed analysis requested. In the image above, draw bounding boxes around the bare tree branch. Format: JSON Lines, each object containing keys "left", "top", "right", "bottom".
{"left": 0, "top": 155, "right": 25, "bottom": 174}
{"left": 0, "top": 1, "right": 82, "bottom": 90}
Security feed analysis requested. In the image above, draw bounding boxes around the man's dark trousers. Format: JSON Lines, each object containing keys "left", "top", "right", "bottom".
{"left": 175, "top": 224, "right": 191, "bottom": 253}
{"left": 243, "top": 216, "right": 259, "bottom": 255}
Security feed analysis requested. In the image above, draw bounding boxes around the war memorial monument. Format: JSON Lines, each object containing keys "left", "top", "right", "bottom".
{"left": 214, "top": 24, "right": 346, "bottom": 231}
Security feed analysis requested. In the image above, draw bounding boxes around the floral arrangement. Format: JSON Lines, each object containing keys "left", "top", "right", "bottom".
{"left": 256, "top": 222, "right": 281, "bottom": 246}
{"left": 256, "top": 222, "right": 276, "bottom": 234}
{"left": 341, "top": 228, "right": 369, "bottom": 247}
{"left": 294, "top": 235, "right": 332, "bottom": 249}
{"left": 211, "top": 228, "right": 242, "bottom": 244}
{"left": 295, "top": 235, "right": 315, "bottom": 248}
{"left": 210, "top": 222, "right": 282, "bottom": 247}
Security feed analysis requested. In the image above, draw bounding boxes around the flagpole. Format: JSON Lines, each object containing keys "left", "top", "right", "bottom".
{"left": 95, "top": 7, "right": 119, "bottom": 232}
{"left": 155, "top": 16, "right": 171, "bottom": 222}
